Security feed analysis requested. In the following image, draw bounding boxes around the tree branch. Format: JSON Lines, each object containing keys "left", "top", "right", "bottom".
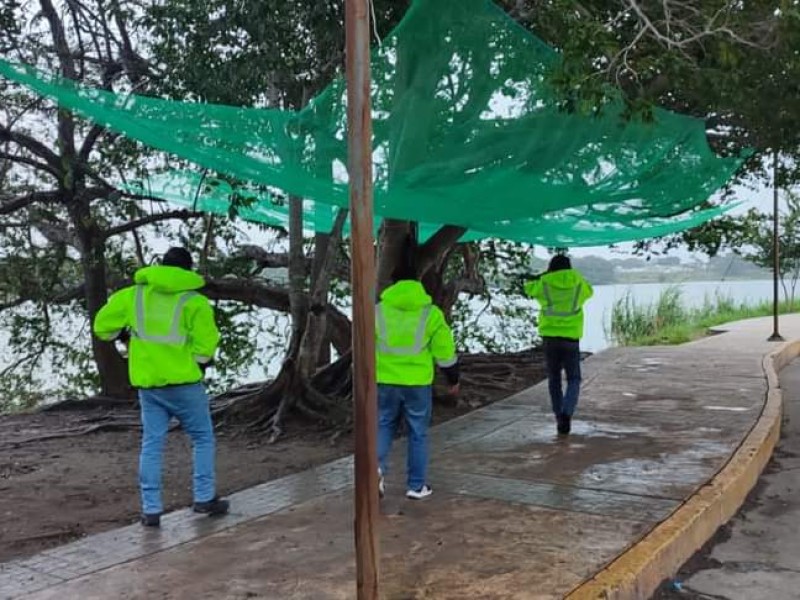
{"left": 202, "top": 276, "right": 351, "bottom": 353}
{"left": 416, "top": 225, "right": 468, "bottom": 277}
{"left": 236, "top": 245, "right": 350, "bottom": 279}
{"left": 36, "top": 220, "right": 80, "bottom": 248}
{"left": 0, "top": 190, "right": 61, "bottom": 215}
{"left": 236, "top": 245, "right": 293, "bottom": 269}
{"left": 325, "top": 306, "right": 352, "bottom": 356}
{"left": 0, "top": 124, "right": 64, "bottom": 173}
{"left": 204, "top": 278, "right": 291, "bottom": 312}
{"left": 101, "top": 209, "right": 202, "bottom": 239}
{"left": 622, "top": 0, "right": 768, "bottom": 52}
{"left": 113, "top": 5, "right": 151, "bottom": 86}
{"left": 39, "top": 0, "right": 77, "bottom": 162}
{"left": 0, "top": 284, "right": 84, "bottom": 313}
{"left": 78, "top": 123, "right": 108, "bottom": 163}
{"left": 0, "top": 298, "right": 26, "bottom": 311}
{"left": 0, "top": 151, "right": 61, "bottom": 178}
{"left": 39, "top": 0, "right": 77, "bottom": 80}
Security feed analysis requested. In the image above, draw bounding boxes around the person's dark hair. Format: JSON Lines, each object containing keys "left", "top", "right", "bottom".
{"left": 162, "top": 247, "right": 193, "bottom": 271}
{"left": 548, "top": 254, "right": 571, "bottom": 272}
{"left": 392, "top": 260, "right": 417, "bottom": 282}
{"left": 391, "top": 231, "right": 419, "bottom": 282}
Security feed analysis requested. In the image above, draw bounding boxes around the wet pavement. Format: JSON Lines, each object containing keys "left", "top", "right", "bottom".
{"left": 2, "top": 315, "right": 799, "bottom": 600}
{"left": 655, "top": 348, "right": 800, "bottom": 600}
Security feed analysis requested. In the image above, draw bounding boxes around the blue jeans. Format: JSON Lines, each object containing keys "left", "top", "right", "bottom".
{"left": 377, "top": 384, "right": 432, "bottom": 492}
{"left": 138, "top": 383, "right": 216, "bottom": 515}
{"left": 543, "top": 337, "right": 582, "bottom": 417}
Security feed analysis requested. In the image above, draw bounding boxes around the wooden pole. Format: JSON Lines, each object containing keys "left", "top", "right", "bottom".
{"left": 769, "top": 149, "right": 783, "bottom": 342}
{"left": 345, "top": 1, "right": 380, "bottom": 598}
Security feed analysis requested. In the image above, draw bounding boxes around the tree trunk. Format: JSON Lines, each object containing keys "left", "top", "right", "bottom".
{"left": 421, "top": 257, "right": 454, "bottom": 318}
{"left": 422, "top": 243, "right": 483, "bottom": 321}
{"left": 73, "top": 201, "right": 132, "bottom": 398}
{"left": 376, "top": 219, "right": 412, "bottom": 293}
{"left": 376, "top": 221, "right": 468, "bottom": 310}
{"left": 312, "top": 232, "right": 333, "bottom": 366}
{"left": 219, "top": 202, "right": 353, "bottom": 438}
{"left": 251, "top": 195, "right": 311, "bottom": 439}
{"left": 286, "top": 195, "right": 309, "bottom": 356}
{"left": 298, "top": 209, "right": 349, "bottom": 378}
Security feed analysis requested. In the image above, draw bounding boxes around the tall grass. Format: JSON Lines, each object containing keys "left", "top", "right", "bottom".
{"left": 609, "top": 286, "right": 796, "bottom": 346}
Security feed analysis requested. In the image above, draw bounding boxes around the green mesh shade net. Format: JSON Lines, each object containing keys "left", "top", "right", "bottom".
{"left": 0, "top": 0, "right": 743, "bottom": 246}
{"left": 122, "top": 170, "right": 485, "bottom": 242}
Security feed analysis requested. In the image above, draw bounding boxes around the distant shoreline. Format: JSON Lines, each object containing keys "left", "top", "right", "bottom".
{"left": 600, "top": 277, "right": 773, "bottom": 286}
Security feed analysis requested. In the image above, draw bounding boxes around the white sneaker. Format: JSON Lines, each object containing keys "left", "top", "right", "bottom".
{"left": 378, "top": 469, "right": 385, "bottom": 499}
{"left": 405, "top": 485, "right": 432, "bottom": 500}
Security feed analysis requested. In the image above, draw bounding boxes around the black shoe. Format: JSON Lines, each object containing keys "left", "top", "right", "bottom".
{"left": 193, "top": 496, "right": 230, "bottom": 516}
{"left": 141, "top": 513, "right": 161, "bottom": 528}
{"left": 556, "top": 414, "right": 571, "bottom": 436}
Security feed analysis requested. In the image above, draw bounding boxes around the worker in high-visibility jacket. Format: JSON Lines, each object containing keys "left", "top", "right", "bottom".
{"left": 93, "top": 247, "right": 228, "bottom": 527}
{"left": 524, "top": 254, "right": 593, "bottom": 436}
{"left": 376, "top": 264, "right": 460, "bottom": 500}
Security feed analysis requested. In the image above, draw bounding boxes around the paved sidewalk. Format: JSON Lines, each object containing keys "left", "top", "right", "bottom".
{"left": 2, "top": 316, "right": 798, "bottom": 600}
{"left": 657, "top": 354, "right": 800, "bottom": 599}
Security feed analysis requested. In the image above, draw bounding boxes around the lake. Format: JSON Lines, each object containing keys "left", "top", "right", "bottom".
{"left": 582, "top": 279, "right": 776, "bottom": 352}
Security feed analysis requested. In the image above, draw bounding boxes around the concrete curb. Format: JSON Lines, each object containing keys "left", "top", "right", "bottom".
{"left": 565, "top": 339, "right": 800, "bottom": 600}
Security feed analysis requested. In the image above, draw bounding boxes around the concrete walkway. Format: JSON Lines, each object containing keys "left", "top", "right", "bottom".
{"left": 657, "top": 355, "right": 800, "bottom": 599}
{"left": 2, "top": 315, "right": 798, "bottom": 600}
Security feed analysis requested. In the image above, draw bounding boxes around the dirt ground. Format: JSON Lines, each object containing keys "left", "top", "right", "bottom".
{"left": 0, "top": 351, "right": 546, "bottom": 563}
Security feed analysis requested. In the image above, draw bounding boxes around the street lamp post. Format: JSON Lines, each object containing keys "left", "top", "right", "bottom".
{"left": 769, "top": 150, "right": 783, "bottom": 342}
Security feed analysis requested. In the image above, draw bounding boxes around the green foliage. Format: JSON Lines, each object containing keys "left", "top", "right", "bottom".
{"left": 655, "top": 190, "right": 800, "bottom": 302}
{"left": 450, "top": 240, "right": 540, "bottom": 353}
{"left": 206, "top": 301, "right": 283, "bottom": 394}
{"left": 609, "top": 286, "right": 687, "bottom": 345}
{"left": 144, "top": 0, "right": 409, "bottom": 106}
{"left": 609, "top": 286, "right": 796, "bottom": 346}
{"left": 0, "top": 381, "right": 43, "bottom": 414}
{"left": 0, "top": 1, "right": 20, "bottom": 53}
{"left": 1, "top": 0, "right": 743, "bottom": 246}
{"left": 2, "top": 0, "right": 794, "bottom": 409}
{"left": 734, "top": 191, "right": 800, "bottom": 305}
{"left": 0, "top": 300, "right": 98, "bottom": 406}
{"left": 506, "top": 0, "right": 798, "bottom": 190}
{"left": 451, "top": 293, "right": 539, "bottom": 354}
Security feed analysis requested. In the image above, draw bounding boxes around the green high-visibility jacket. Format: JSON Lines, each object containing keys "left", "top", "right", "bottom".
{"left": 376, "top": 280, "right": 457, "bottom": 386}
{"left": 93, "top": 266, "right": 220, "bottom": 389}
{"left": 524, "top": 269, "right": 593, "bottom": 340}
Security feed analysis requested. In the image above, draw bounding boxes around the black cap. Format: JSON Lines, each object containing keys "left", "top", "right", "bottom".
{"left": 391, "top": 231, "right": 418, "bottom": 282}
{"left": 548, "top": 254, "right": 571, "bottom": 272}
{"left": 162, "top": 247, "right": 193, "bottom": 271}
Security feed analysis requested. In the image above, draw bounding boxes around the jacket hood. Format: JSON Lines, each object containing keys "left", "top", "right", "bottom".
{"left": 541, "top": 269, "right": 583, "bottom": 289}
{"left": 134, "top": 265, "right": 205, "bottom": 292}
{"left": 380, "top": 280, "right": 432, "bottom": 310}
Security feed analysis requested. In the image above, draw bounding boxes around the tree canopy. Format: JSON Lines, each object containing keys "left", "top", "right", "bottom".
{"left": 0, "top": 0, "right": 796, "bottom": 418}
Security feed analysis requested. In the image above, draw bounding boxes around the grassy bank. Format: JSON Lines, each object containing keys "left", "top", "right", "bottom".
{"left": 609, "top": 287, "right": 797, "bottom": 346}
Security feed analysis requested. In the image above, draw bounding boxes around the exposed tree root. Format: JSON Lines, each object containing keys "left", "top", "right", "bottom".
{"left": 212, "top": 347, "right": 551, "bottom": 441}
{"left": 6, "top": 348, "right": 550, "bottom": 446}
{"left": 0, "top": 419, "right": 141, "bottom": 449}
{"left": 213, "top": 353, "right": 354, "bottom": 442}
{"left": 40, "top": 396, "right": 137, "bottom": 412}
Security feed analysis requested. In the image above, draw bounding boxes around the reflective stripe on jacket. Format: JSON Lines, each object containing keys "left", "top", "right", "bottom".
{"left": 94, "top": 265, "right": 220, "bottom": 389}
{"left": 376, "top": 280, "right": 457, "bottom": 386}
{"left": 524, "top": 269, "right": 593, "bottom": 340}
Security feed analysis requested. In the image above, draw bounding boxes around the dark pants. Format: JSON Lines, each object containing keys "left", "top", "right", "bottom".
{"left": 542, "top": 337, "right": 582, "bottom": 417}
